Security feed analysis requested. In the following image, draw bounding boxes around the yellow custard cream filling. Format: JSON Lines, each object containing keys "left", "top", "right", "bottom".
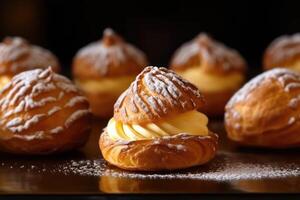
{"left": 107, "top": 110, "right": 209, "bottom": 141}
{"left": 0, "top": 76, "right": 11, "bottom": 90}
{"left": 178, "top": 66, "right": 244, "bottom": 92}
{"left": 75, "top": 76, "right": 135, "bottom": 94}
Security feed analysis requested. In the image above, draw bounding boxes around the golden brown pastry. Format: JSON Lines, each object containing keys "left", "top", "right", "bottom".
{"left": 0, "top": 67, "right": 91, "bottom": 154}
{"left": 99, "top": 66, "right": 218, "bottom": 171}
{"left": 0, "top": 37, "right": 60, "bottom": 89}
{"left": 225, "top": 68, "right": 300, "bottom": 148}
{"left": 99, "top": 176, "right": 221, "bottom": 193}
{"left": 72, "top": 28, "right": 148, "bottom": 118}
{"left": 263, "top": 33, "right": 300, "bottom": 71}
{"left": 170, "top": 33, "right": 247, "bottom": 116}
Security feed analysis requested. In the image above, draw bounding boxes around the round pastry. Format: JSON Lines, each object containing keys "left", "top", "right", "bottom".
{"left": 0, "top": 37, "right": 60, "bottom": 89}
{"left": 263, "top": 33, "right": 300, "bottom": 72}
{"left": 99, "top": 66, "right": 218, "bottom": 171}
{"left": 225, "top": 68, "right": 300, "bottom": 148}
{"left": 72, "top": 28, "right": 148, "bottom": 118}
{"left": 170, "top": 33, "right": 247, "bottom": 116}
{"left": 0, "top": 67, "right": 91, "bottom": 154}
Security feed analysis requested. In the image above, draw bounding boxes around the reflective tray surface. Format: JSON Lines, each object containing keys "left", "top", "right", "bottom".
{"left": 1, "top": 119, "right": 300, "bottom": 194}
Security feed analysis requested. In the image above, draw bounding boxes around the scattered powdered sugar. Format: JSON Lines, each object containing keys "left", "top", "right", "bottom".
{"left": 114, "top": 66, "right": 204, "bottom": 122}
{"left": 167, "top": 144, "right": 187, "bottom": 151}
{"left": 74, "top": 28, "right": 147, "bottom": 77}
{"left": 65, "top": 96, "right": 87, "bottom": 108}
{"left": 0, "top": 37, "right": 59, "bottom": 74}
{"left": 289, "top": 97, "right": 300, "bottom": 109}
{"left": 56, "top": 151, "right": 300, "bottom": 181}
{"left": 288, "top": 117, "right": 296, "bottom": 125}
{"left": 0, "top": 67, "right": 90, "bottom": 140}
{"left": 48, "top": 106, "right": 61, "bottom": 115}
{"left": 64, "top": 109, "right": 90, "bottom": 128}
{"left": 49, "top": 126, "right": 63, "bottom": 134}
{"left": 266, "top": 33, "right": 300, "bottom": 66}
{"left": 171, "top": 33, "right": 246, "bottom": 72}
{"left": 227, "top": 68, "right": 300, "bottom": 109}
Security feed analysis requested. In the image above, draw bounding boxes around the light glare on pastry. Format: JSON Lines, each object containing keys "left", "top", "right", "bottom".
{"left": 73, "top": 28, "right": 148, "bottom": 117}
{"left": 0, "top": 67, "right": 91, "bottom": 154}
{"left": 0, "top": 37, "right": 60, "bottom": 90}
{"left": 225, "top": 68, "right": 300, "bottom": 148}
{"left": 263, "top": 33, "right": 300, "bottom": 72}
{"left": 99, "top": 66, "right": 218, "bottom": 171}
{"left": 170, "top": 33, "right": 247, "bottom": 116}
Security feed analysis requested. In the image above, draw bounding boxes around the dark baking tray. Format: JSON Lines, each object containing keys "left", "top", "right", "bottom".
{"left": 0, "top": 118, "right": 300, "bottom": 195}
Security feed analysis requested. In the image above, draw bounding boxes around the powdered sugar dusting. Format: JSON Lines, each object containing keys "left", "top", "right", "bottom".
{"left": 74, "top": 28, "right": 147, "bottom": 77}
{"left": 0, "top": 67, "right": 90, "bottom": 141}
{"left": 171, "top": 33, "right": 246, "bottom": 73}
{"left": 114, "top": 66, "right": 205, "bottom": 123}
{"left": 56, "top": 151, "right": 300, "bottom": 181}
{"left": 65, "top": 96, "right": 88, "bottom": 108}
{"left": 227, "top": 68, "right": 300, "bottom": 108}
{"left": 65, "top": 109, "right": 90, "bottom": 128}
{"left": 265, "top": 33, "right": 300, "bottom": 67}
{"left": 0, "top": 37, "right": 59, "bottom": 74}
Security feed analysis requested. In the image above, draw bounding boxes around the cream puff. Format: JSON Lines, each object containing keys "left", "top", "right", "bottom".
{"left": 72, "top": 28, "right": 148, "bottom": 118}
{"left": 263, "top": 33, "right": 300, "bottom": 72}
{"left": 0, "top": 37, "right": 60, "bottom": 89}
{"left": 99, "top": 66, "right": 218, "bottom": 171}
{"left": 225, "top": 68, "right": 300, "bottom": 148}
{"left": 0, "top": 67, "right": 91, "bottom": 154}
{"left": 170, "top": 33, "right": 247, "bottom": 116}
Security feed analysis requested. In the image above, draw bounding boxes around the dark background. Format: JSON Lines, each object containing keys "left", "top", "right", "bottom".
{"left": 0, "top": 0, "right": 299, "bottom": 77}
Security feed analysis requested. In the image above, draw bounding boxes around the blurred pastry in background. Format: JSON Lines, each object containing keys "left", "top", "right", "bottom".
{"left": 72, "top": 28, "right": 148, "bottom": 118}
{"left": 0, "top": 37, "right": 60, "bottom": 89}
{"left": 263, "top": 33, "right": 300, "bottom": 72}
{"left": 0, "top": 67, "right": 91, "bottom": 154}
{"left": 99, "top": 66, "right": 218, "bottom": 171}
{"left": 225, "top": 68, "right": 300, "bottom": 148}
{"left": 170, "top": 33, "right": 247, "bottom": 116}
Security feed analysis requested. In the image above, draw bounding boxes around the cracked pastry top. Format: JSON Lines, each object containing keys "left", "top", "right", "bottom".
{"left": 225, "top": 68, "right": 300, "bottom": 148}
{"left": 170, "top": 33, "right": 247, "bottom": 116}
{"left": 0, "top": 37, "right": 60, "bottom": 89}
{"left": 0, "top": 67, "right": 91, "bottom": 154}
{"left": 72, "top": 28, "right": 148, "bottom": 117}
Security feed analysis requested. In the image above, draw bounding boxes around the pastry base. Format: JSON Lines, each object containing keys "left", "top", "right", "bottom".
{"left": 99, "top": 131, "right": 218, "bottom": 171}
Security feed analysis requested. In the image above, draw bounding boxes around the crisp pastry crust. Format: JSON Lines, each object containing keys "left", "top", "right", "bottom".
{"left": 113, "top": 66, "right": 205, "bottom": 124}
{"left": 0, "top": 67, "right": 91, "bottom": 154}
{"left": 100, "top": 131, "right": 218, "bottom": 171}
{"left": 170, "top": 33, "right": 246, "bottom": 75}
{"left": 100, "top": 66, "right": 218, "bottom": 171}
{"left": 170, "top": 33, "right": 246, "bottom": 116}
{"left": 225, "top": 68, "right": 300, "bottom": 148}
{"left": 72, "top": 28, "right": 148, "bottom": 117}
{"left": 72, "top": 28, "right": 148, "bottom": 79}
{"left": 263, "top": 33, "right": 300, "bottom": 70}
{"left": 0, "top": 37, "right": 60, "bottom": 76}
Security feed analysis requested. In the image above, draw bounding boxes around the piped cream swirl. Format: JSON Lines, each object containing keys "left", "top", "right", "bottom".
{"left": 107, "top": 110, "right": 209, "bottom": 141}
